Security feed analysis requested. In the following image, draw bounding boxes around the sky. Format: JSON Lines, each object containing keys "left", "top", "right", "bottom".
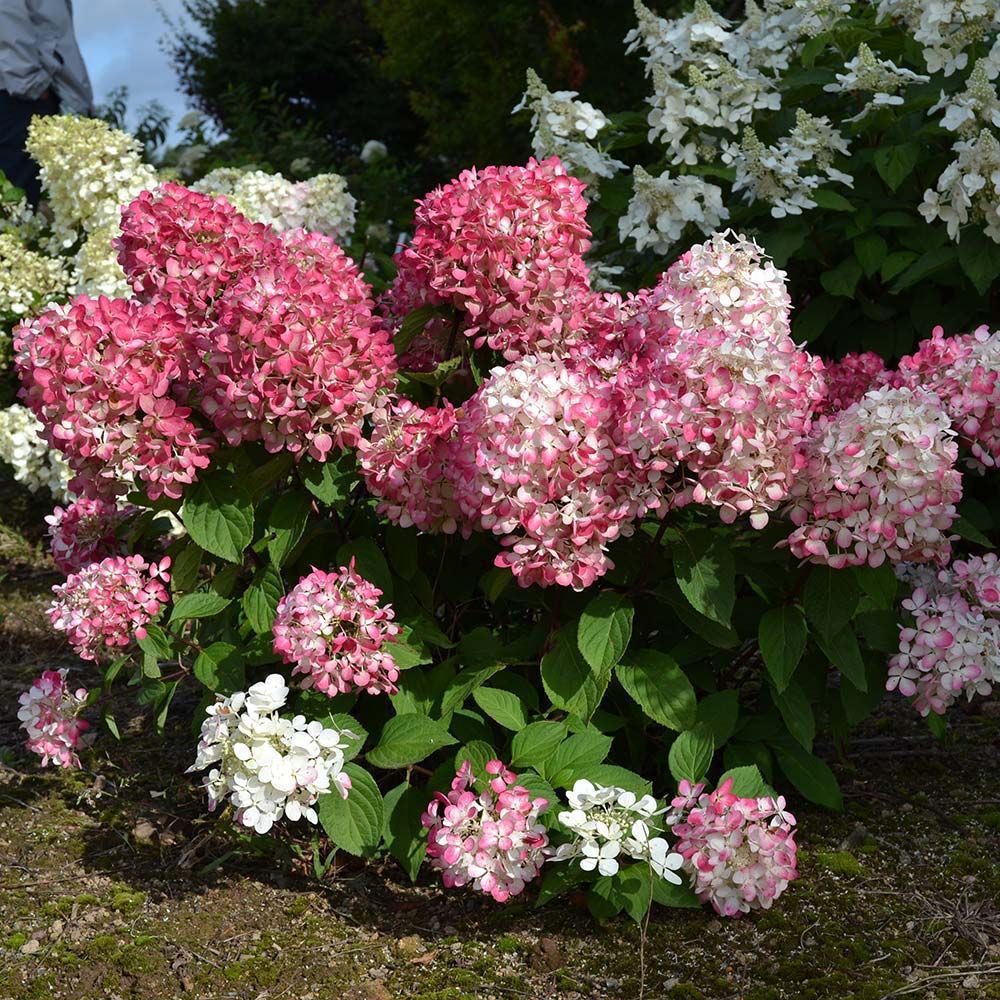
{"left": 73, "top": 0, "right": 192, "bottom": 134}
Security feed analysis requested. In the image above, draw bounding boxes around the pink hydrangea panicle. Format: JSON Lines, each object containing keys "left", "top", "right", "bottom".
{"left": 17, "top": 669, "right": 93, "bottom": 768}
{"left": 398, "top": 157, "right": 594, "bottom": 360}
{"left": 48, "top": 554, "right": 171, "bottom": 661}
{"left": 272, "top": 562, "right": 402, "bottom": 697}
{"left": 667, "top": 779, "right": 798, "bottom": 917}
{"left": 45, "top": 497, "right": 136, "bottom": 574}
{"left": 14, "top": 295, "right": 215, "bottom": 500}
{"left": 819, "top": 352, "right": 890, "bottom": 415}
{"left": 888, "top": 553, "right": 1000, "bottom": 715}
{"left": 358, "top": 396, "right": 469, "bottom": 535}
{"left": 421, "top": 759, "right": 549, "bottom": 902}
{"left": 785, "top": 387, "right": 963, "bottom": 568}
{"left": 896, "top": 325, "right": 1000, "bottom": 468}
{"left": 197, "top": 230, "right": 397, "bottom": 460}
{"left": 453, "top": 353, "right": 659, "bottom": 590}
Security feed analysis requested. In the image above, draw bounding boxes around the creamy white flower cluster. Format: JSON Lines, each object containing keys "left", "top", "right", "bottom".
{"left": 824, "top": 42, "right": 930, "bottom": 120}
{"left": 929, "top": 58, "right": 1000, "bottom": 135}
{"left": 513, "top": 69, "right": 625, "bottom": 187}
{"left": 920, "top": 128, "right": 1000, "bottom": 240}
{"left": 0, "top": 234, "right": 71, "bottom": 321}
{"left": 193, "top": 167, "right": 356, "bottom": 242}
{"left": 552, "top": 780, "right": 685, "bottom": 884}
{"left": 0, "top": 403, "right": 71, "bottom": 498}
{"left": 189, "top": 673, "right": 353, "bottom": 835}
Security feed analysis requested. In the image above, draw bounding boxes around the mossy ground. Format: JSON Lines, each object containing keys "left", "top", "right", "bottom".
{"left": 1, "top": 479, "right": 999, "bottom": 999}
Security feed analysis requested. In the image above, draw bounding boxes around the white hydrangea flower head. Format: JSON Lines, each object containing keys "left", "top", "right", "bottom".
{"left": 929, "top": 58, "right": 1000, "bottom": 135}
{"left": 824, "top": 42, "right": 930, "bottom": 120}
{"left": 72, "top": 224, "right": 132, "bottom": 298}
{"left": 0, "top": 234, "right": 71, "bottom": 320}
{"left": 553, "top": 779, "right": 684, "bottom": 883}
{"left": 0, "top": 404, "right": 72, "bottom": 498}
{"left": 920, "top": 128, "right": 1000, "bottom": 241}
{"left": 619, "top": 165, "right": 729, "bottom": 253}
{"left": 189, "top": 673, "right": 353, "bottom": 834}
{"left": 360, "top": 140, "right": 388, "bottom": 163}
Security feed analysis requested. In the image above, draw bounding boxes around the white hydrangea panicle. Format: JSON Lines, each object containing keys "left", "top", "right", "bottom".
{"left": 929, "top": 58, "right": 1000, "bottom": 135}
{"left": 920, "top": 128, "right": 1000, "bottom": 241}
{"left": 72, "top": 224, "right": 132, "bottom": 298}
{"left": 0, "top": 404, "right": 72, "bottom": 499}
{"left": 824, "top": 42, "right": 930, "bottom": 120}
{"left": 189, "top": 673, "right": 354, "bottom": 834}
{"left": 0, "top": 233, "right": 72, "bottom": 319}
{"left": 552, "top": 779, "right": 684, "bottom": 883}
{"left": 619, "top": 165, "right": 729, "bottom": 252}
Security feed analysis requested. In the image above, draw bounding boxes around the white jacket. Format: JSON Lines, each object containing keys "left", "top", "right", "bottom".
{"left": 0, "top": 0, "right": 93, "bottom": 113}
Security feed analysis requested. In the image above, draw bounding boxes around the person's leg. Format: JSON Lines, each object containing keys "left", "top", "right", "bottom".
{"left": 0, "top": 91, "right": 60, "bottom": 206}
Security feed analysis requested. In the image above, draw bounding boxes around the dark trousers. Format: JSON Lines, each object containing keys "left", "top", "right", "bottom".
{"left": 0, "top": 90, "right": 60, "bottom": 207}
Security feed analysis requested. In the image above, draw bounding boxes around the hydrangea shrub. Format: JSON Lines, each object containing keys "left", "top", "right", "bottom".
{"left": 11, "top": 150, "right": 999, "bottom": 924}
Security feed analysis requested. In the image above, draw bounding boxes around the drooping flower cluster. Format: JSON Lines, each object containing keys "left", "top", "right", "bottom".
{"left": 895, "top": 324, "right": 1000, "bottom": 467}
{"left": 396, "top": 157, "right": 593, "bottom": 360}
{"left": 0, "top": 403, "right": 71, "bottom": 498}
{"left": 552, "top": 780, "right": 684, "bottom": 883}
{"left": 48, "top": 554, "right": 171, "bottom": 661}
{"left": 887, "top": 553, "right": 1000, "bottom": 714}
{"left": 272, "top": 563, "right": 402, "bottom": 697}
{"left": 421, "top": 760, "right": 549, "bottom": 902}
{"left": 666, "top": 778, "right": 799, "bottom": 917}
{"left": 192, "top": 167, "right": 356, "bottom": 243}
{"left": 786, "top": 387, "right": 963, "bottom": 568}
{"left": 45, "top": 497, "right": 135, "bottom": 575}
{"left": 17, "top": 669, "right": 92, "bottom": 769}
{"left": 0, "top": 233, "right": 71, "bottom": 320}
{"left": 189, "top": 673, "right": 353, "bottom": 834}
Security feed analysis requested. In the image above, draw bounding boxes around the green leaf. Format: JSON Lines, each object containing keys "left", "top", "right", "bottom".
{"left": 793, "top": 294, "right": 842, "bottom": 343}
{"left": 154, "top": 681, "right": 179, "bottom": 732}
{"left": 242, "top": 564, "right": 284, "bottom": 634}
{"left": 300, "top": 452, "right": 354, "bottom": 506}
{"left": 169, "top": 541, "right": 202, "bottom": 594}
{"left": 582, "top": 764, "right": 652, "bottom": 799}
{"left": 471, "top": 687, "right": 529, "bottom": 731}
{"left": 382, "top": 638, "right": 433, "bottom": 670}
{"left": 812, "top": 188, "right": 853, "bottom": 212}
{"left": 820, "top": 257, "right": 862, "bottom": 298}
{"left": 880, "top": 250, "right": 918, "bottom": 282}
{"left": 366, "top": 714, "right": 457, "bottom": 769}
{"left": 874, "top": 143, "right": 919, "bottom": 192}
{"left": 511, "top": 721, "right": 568, "bottom": 770}
{"left": 853, "top": 233, "right": 888, "bottom": 277}
{"left": 716, "top": 764, "right": 769, "bottom": 797}
{"left": 773, "top": 682, "right": 815, "bottom": 751}
{"left": 776, "top": 745, "right": 843, "bottom": 810}
{"left": 668, "top": 724, "right": 715, "bottom": 784}
{"left": 652, "top": 874, "right": 701, "bottom": 909}
{"left": 673, "top": 529, "right": 735, "bottom": 626}
{"left": 855, "top": 564, "right": 897, "bottom": 609}
{"left": 168, "top": 591, "right": 231, "bottom": 623}
{"left": 953, "top": 515, "right": 992, "bottom": 547}
{"left": 803, "top": 566, "right": 859, "bottom": 637}
{"left": 758, "top": 607, "right": 807, "bottom": 693}
{"left": 577, "top": 592, "right": 634, "bottom": 673}
{"left": 958, "top": 226, "right": 1000, "bottom": 295}
{"left": 394, "top": 303, "right": 442, "bottom": 355}
{"left": 546, "top": 731, "right": 614, "bottom": 787}
{"left": 382, "top": 782, "right": 428, "bottom": 882}
{"left": 541, "top": 625, "right": 611, "bottom": 721}
{"left": 267, "top": 491, "right": 312, "bottom": 567}
{"left": 323, "top": 713, "right": 367, "bottom": 761}
{"left": 137, "top": 623, "right": 172, "bottom": 660}
{"left": 192, "top": 642, "right": 245, "bottom": 693}
{"left": 816, "top": 626, "right": 867, "bottom": 691}
{"left": 385, "top": 525, "right": 418, "bottom": 580}
{"left": 317, "top": 763, "right": 384, "bottom": 856}
{"left": 535, "top": 863, "right": 590, "bottom": 908}
{"left": 615, "top": 649, "right": 697, "bottom": 731}
{"left": 182, "top": 474, "right": 254, "bottom": 563}
{"left": 696, "top": 690, "right": 739, "bottom": 745}
{"left": 440, "top": 661, "right": 506, "bottom": 715}
{"left": 890, "top": 245, "right": 958, "bottom": 293}
{"left": 103, "top": 710, "right": 121, "bottom": 740}
{"left": 336, "top": 538, "right": 393, "bottom": 600}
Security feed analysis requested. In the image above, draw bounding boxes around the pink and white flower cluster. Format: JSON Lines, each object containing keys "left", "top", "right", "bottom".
{"left": 667, "top": 778, "right": 799, "bottom": 917}
{"left": 272, "top": 563, "right": 401, "bottom": 697}
{"left": 17, "top": 669, "right": 92, "bottom": 768}
{"left": 48, "top": 554, "right": 171, "bottom": 661}
{"left": 421, "top": 759, "right": 549, "bottom": 902}
{"left": 45, "top": 497, "right": 135, "bottom": 575}
{"left": 189, "top": 673, "right": 353, "bottom": 834}
{"left": 888, "top": 553, "right": 1000, "bottom": 715}
{"left": 15, "top": 183, "right": 395, "bottom": 500}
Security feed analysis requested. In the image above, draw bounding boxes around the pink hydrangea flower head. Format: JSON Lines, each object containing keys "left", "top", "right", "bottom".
{"left": 452, "top": 353, "right": 660, "bottom": 590}
{"left": 785, "top": 387, "right": 963, "bottom": 568}
{"left": 272, "top": 562, "right": 402, "bottom": 697}
{"left": 888, "top": 553, "right": 1000, "bottom": 714}
{"left": 196, "top": 230, "right": 397, "bottom": 460}
{"left": 667, "top": 779, "right": 798, "bottom": 917}
{"left": 398, "top": 157, "right": 594, "bottom": 360}
{"left": 421, "top": 759, "right": 549, "bottom": 902}
{"left": 358, "top": 396, "right": 470, "bottom": 535}
{"left": 17, "top": 669, "right": 93, "bottom": 768}
{"left": 14, "top": 295, "right": 215, "bottom": 500}
{"left": 45, "top": 497, "right": 136, "bottom": 574}
{"left": 896, "top": 325, "right": 1000, "bottom": 468}
{"left": 819, "top": 352, "right": 891, "bottom": 415}
{"left": 48, "top": 554, "right": 171, "bottom": 661}
{"left": 117, "top": 183, "right": 277, "bottom": 316}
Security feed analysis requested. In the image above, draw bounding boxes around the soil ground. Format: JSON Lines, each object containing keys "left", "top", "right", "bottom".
{"left": 1, "top": 479, "right": 999, "bottom": 1000}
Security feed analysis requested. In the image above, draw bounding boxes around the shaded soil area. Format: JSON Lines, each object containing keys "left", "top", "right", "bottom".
{"left": 1, "top": 478, "right": 999, "bottom": 1000}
